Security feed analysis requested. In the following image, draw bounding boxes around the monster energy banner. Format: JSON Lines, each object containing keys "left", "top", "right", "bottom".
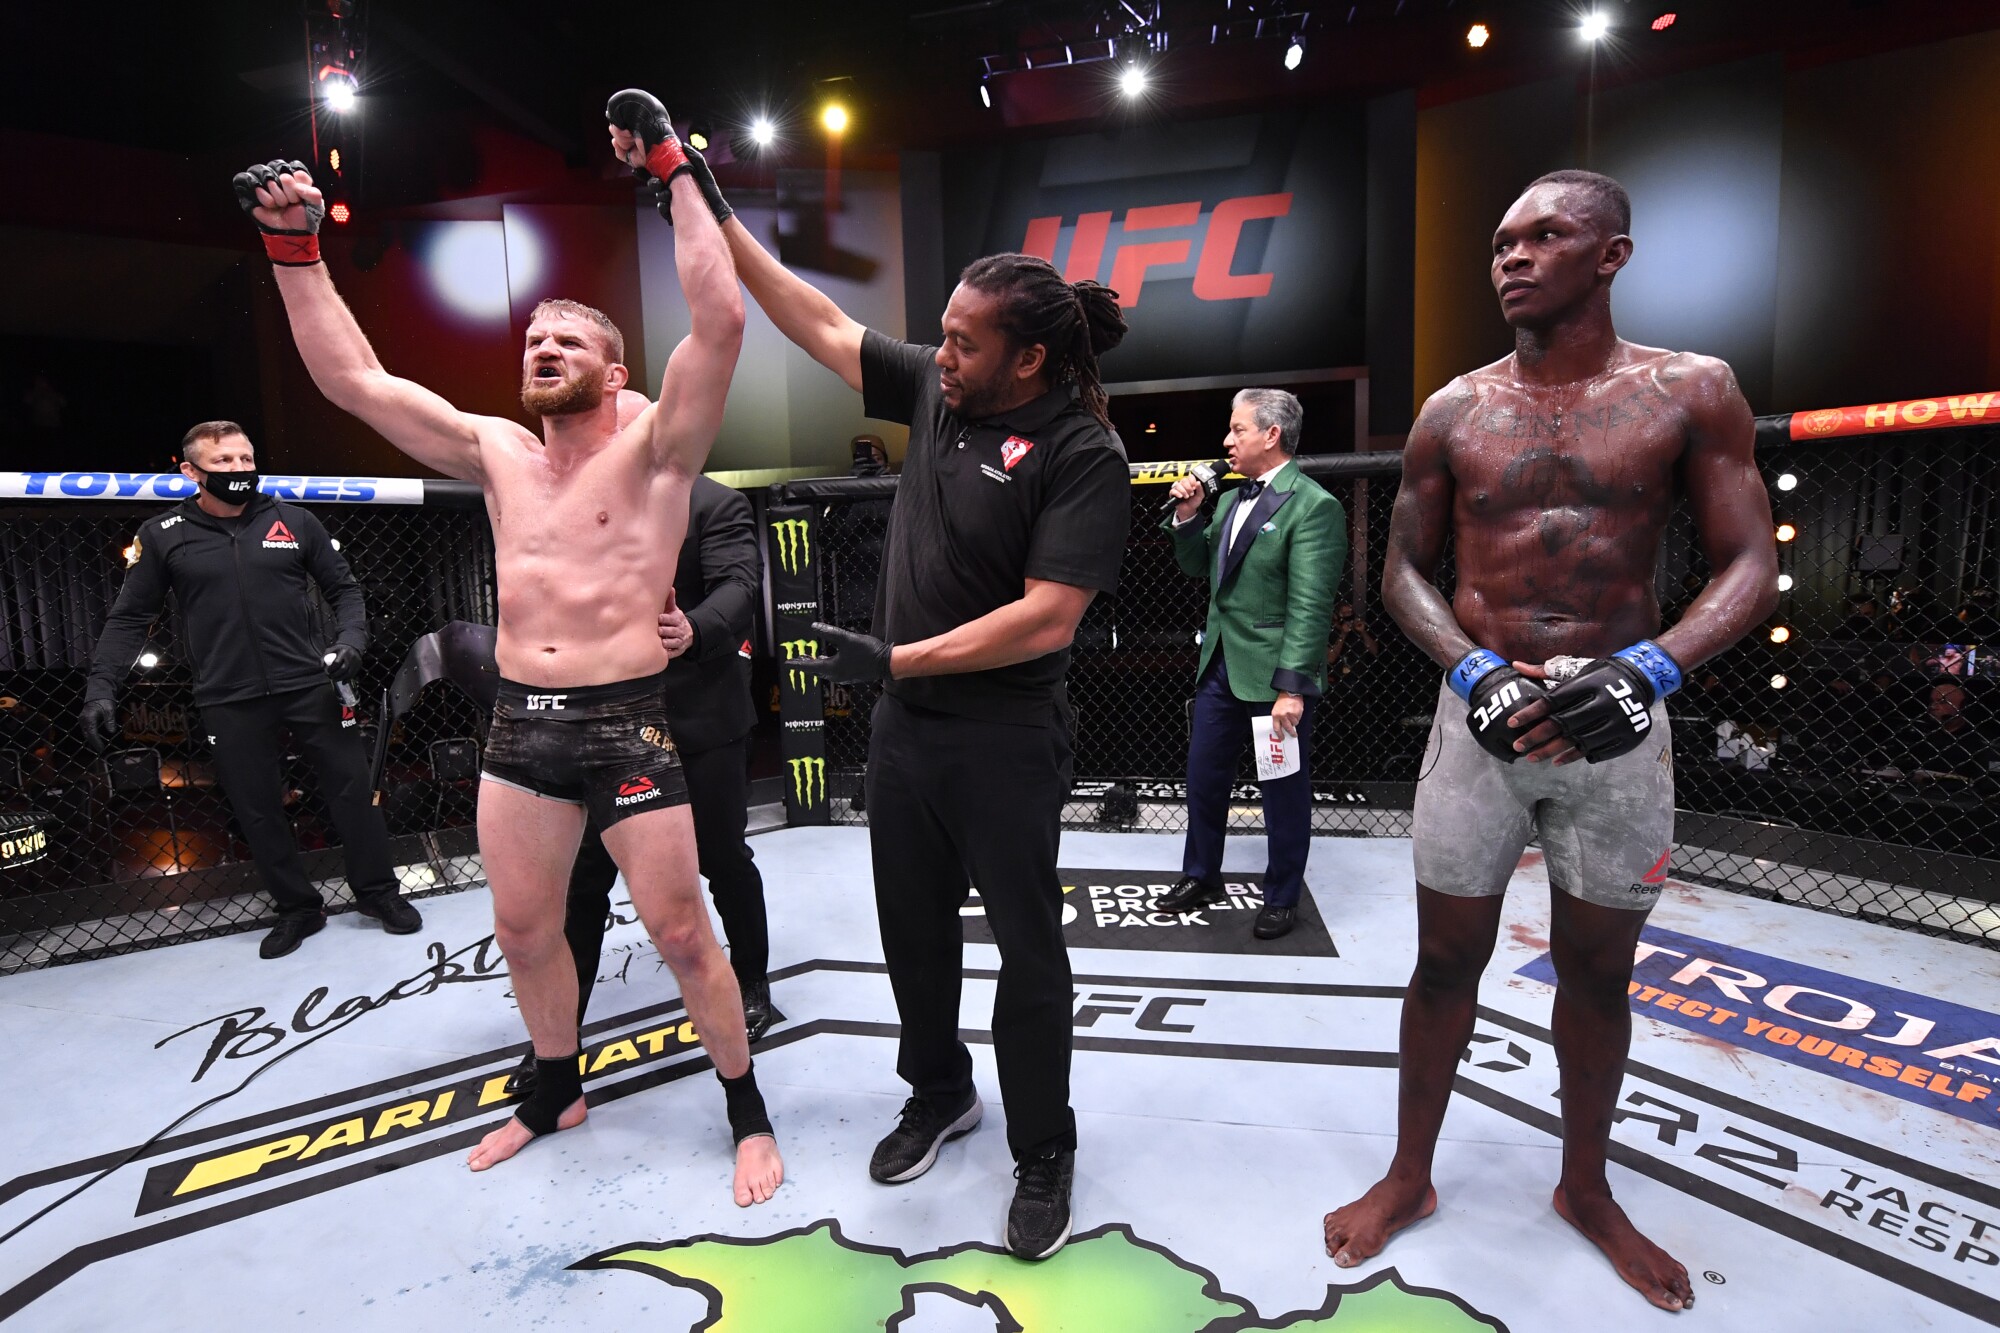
{"left": 768, "top": 504, "right": 830, "bottom": 825}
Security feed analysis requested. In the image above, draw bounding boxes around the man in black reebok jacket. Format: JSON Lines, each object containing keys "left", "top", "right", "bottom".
{"left": 82, "top": 421, "right": 422, "bottom": 957}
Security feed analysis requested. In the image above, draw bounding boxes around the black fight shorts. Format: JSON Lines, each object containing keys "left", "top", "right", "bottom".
{"left": 481, "top": 672, "right": 689, "bottom": 830}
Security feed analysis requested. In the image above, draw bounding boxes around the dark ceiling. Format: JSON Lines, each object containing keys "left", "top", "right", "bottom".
{"left": 1, "top": 0, "right": 1991, "bottom": 221}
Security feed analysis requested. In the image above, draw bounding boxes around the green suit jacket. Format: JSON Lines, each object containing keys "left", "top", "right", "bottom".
{"left": 1163, "top": 458, "right": 1348, "bottom": 702}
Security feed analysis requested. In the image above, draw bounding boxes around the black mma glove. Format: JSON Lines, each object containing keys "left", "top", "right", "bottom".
{"left": 606, "top": 88, "right": 693, "bottom": 186}
{"left": 79, "top": 698, "right": 119, "bottom": 754}
{"left": 231, "top": 160, "right": 326, "bottom": 266}
{"left": 796, "top": 623, "right": 894, "bottom": 684}
{"left": 1542, "top": 640, "right": 1684, "bottom": 764}
{"left": 645, "top": 147, "right": 733, "bottom": 226}
{"left": 1451, "top": 651, "right": 1547, "bottom": 764}
{"left": 322, "top": 643, "right": 363, "bottom": 684}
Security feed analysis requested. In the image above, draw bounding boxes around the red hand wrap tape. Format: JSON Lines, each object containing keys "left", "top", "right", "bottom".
{"left": 262, "top": 232, "right": 322, "bottom": 266}
{"left": 644, "top": 138, "right": 689, "bottom": 181}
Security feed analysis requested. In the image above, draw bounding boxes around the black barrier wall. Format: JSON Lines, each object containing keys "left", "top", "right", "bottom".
{"left": 5, "top": 410, "right": 2000, "bottom": 971}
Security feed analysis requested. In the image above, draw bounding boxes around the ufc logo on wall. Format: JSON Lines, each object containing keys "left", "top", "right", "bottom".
{"left": 1020, "top": 194, "right": 1293, "bottom": 308}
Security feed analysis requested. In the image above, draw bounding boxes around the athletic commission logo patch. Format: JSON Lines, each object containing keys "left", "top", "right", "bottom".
{"left": 261, "top": 520, "right": 299, "bottom": 550}
{"left": 1799, "top": 407, "right": 1846, "bottom": 436}
{"left": 1000, "top": 435, "right": 1035, "bottom": 470}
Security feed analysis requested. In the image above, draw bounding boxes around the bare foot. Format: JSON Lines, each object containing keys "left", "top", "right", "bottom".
{"left": 466, "top": 1097, "right": 587, "bottom": 1172}
{"left": 734, "top": 1134, "right": 784, "bottom": 1207}
{"left": 1323, "top": 1174, "right": 1438, "bottom": 1266}
{"left": 1553, "top": 1184, "right": 1694, "bottom": 1311}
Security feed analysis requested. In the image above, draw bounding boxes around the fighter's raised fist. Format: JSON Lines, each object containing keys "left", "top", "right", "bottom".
{"left": 231, "top": 160, "right": 327, "bottom": 266}
{"left": 605, "top": 89, "right": 689, "bottom": 184}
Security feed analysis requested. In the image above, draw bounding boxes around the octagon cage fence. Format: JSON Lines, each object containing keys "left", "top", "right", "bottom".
{"left": 2, "top": 392, "right": 1997, "bottom": 972}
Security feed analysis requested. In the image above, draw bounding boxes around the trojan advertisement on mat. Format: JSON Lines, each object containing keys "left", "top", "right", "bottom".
{"left": 938, "top": 105, "right": 1365, "bottom": 382}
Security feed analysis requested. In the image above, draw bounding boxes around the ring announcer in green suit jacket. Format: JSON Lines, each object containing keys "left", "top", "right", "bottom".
{"left": 1155, "top": 389, "right": 1348, "bottom": 940}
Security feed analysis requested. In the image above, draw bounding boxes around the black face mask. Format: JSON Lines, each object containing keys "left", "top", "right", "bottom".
{"left": 198, "top": 469, "right": 260, "bottom": 505}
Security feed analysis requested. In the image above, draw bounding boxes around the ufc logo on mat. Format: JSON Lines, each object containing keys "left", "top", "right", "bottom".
{"left": 1020, "top": 193, "right": 1293, "bottom": 309}
{"left": 1608, "top": 680, "right": 1651, "bottom": 733}
{"left": 525, "top": 695, "right": 568, "bottom": 711}
{"left": 1472, "top": 681, "right": 1522, "bottom": 732}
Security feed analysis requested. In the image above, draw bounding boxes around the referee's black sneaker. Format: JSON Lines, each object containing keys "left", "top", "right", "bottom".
{"left": 260, "top": 911, "right": 326, "bottom": 959}
{"left": 1005, "top": 1148, "right": 1075, "bottom": 1260}
{"left": 868, "top": 1091, "right": 983, "bottom": 1183}
{"left": 356, "top": 892, "right": 423, "bottom": 934}
{"left": 1154, "top": 876, "right": 1226, "bottom": 913}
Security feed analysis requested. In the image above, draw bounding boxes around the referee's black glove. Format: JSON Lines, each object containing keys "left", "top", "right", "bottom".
{"left": 321, "top": 643, "right": 363, "bottom": 683}
{"left": 797, "top": 623, "right": 894, "bottom": 683}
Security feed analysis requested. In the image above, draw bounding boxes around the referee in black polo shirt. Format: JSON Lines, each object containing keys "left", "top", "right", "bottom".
{"left": 685, "top": 162, "right": 1129, "bottom": 1259}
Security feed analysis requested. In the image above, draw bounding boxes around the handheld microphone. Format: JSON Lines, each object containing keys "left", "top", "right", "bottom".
{"left": 1159, "top": 459, "right": 1232, "bottom": 517}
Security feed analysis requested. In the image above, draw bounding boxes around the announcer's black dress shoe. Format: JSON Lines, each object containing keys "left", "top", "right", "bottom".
{"left": 1155, "top": 876, "right": 1227, "bottom": 913}
{"left": 1253, "top": 904, "right": 1295, "bottom": 939}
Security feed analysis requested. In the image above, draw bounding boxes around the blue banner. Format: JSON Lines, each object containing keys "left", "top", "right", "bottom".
{"left": 1517, "top": 924, "right": 2000, "bottom": 1128}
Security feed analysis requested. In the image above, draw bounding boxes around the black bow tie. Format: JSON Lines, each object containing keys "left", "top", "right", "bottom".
{"left": 1238, "top": 480, "right": 1265, "bottom": 500}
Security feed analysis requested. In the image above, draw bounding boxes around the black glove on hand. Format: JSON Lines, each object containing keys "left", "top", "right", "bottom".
{"left": 645, "top": 146, "right": 733, "bottom": 226}
{"left": 1464, "top": 666, "right": 1548, "bottom": 763}
{"left": 230, "top": 159, "right": 326, "bottom": 265}
{"left": 797, "top": 623, "right": 894, "bottom": 684}
{"left": 322, "top": 643, "right": 363, "bottom": 684}
{"left": 79, "top": 699, "right": 119, "bottom": 754}
{"left": 1543, "top": 657, "right": 1660, "bottom": 763}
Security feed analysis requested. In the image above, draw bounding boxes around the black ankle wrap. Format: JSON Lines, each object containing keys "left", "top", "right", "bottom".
{"left": 718, "top": 1061, "right": 774, "bottom": 1144}
{"left": 515, "top": 1051, "right": 582, "bottom": 1136}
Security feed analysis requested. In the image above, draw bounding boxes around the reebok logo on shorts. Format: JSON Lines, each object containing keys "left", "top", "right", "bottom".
{"left": 1627, "top": 849, "right": 1671, "bottom": 898}
{"left": 614, "top": 775, "right": 661, "bottom": 807}
{"left": 262, "top": 520, "right": 299, "bottom": 550}
{"left": 340, "top": 704, "right": 357, "bottom": 729}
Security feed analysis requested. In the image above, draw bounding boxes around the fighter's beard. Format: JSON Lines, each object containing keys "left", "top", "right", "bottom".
{"left": 521, "top": 363, "right": 607, "bottom": 418}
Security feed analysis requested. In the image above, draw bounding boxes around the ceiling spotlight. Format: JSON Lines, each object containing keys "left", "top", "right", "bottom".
{"left": 1120, "top": 64, "right": 1148, "bottom": 98}
{"left": 1775, "top": 522, "right": 1798, "bottom": 543}
{"left": 328, "top": 202, "right": 351, "bottom": 224}
{"left": 1776, "top": 472, "right": 1799, "bottom": 491}
{"left": 1777, "top": 573, "right": 1794, "bottom": 592}
{"left": 1467, "top": 23, "right": 1491, "bottom": 48}
{"left": 979, "top": 82, "right": 991, "bottom": 108}
{"left": 749, "top": 117, "right": 776, "bottom": 147}
{"left": 687, "top": 130, "right": 709, "bottom": 152}
{"left": 328, "top": 148, "right": 342, "bottom": 171}
{"left": 321, "top": 71, "right": 358, "bottom": 113}
{"left": 820, "top": 103, "right": 848, "bottom": 135}
{"left": 1579, "top": 11, "right": 1610, "bottom": 41}
{"left": 137, "top": 651, "right": 160, "bottom": 669}
{"left": 1284, "top": 39, "right": 1303, "bottom": 70}
{"left": 1771, "top": 673, "right": 1790, "bottom": 690}
{"left": 1652, "top": 12, "right": 1678, "bottom": 30}
{"left": 1769, "top": 625, "right": 1792, "bottom": 644}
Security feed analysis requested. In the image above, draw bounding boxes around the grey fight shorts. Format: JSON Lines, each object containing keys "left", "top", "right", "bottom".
{"left": 1412, "top": 678, "right": 1675, "bottom": 911}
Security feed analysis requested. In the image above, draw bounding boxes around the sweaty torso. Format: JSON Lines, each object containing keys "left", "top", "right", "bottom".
{"left": 1447, "top": 345, "right": 1697, "bottom": 664}
{"left": 474, "top": 419, "right": 690, "bottom": 686}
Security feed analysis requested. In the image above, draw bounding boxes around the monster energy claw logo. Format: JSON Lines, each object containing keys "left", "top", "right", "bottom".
{"left": 780, "top": 639, "right": 820, "bottom": 693}
{"left": 771, "top": 519, "right": 812, "bottom": 576}
{"left": 787, "top": 756, "right": 826, "bottom": 808}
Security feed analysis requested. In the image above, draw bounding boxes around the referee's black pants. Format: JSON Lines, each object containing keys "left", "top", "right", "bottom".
{"left": 562, "top": 735, "right": 769, "bottom": 1021}
{"left": 203, "top": 683, "right": 397, "bottom": 918}
{"left": 867, "top": 691, "right": 1076, "bottom": 1160}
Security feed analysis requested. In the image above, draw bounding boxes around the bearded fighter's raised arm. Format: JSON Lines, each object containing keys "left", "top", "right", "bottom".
{"left": 603, "top": 94, "right": 746, "bottom": 477}
{"left": 234, "top": 160, "right": 486, "bottom": 483}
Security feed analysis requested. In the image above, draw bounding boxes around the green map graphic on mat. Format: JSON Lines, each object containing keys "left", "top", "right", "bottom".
{"left": 575, "top": 1219, "right": 1510, "bottom": 1333}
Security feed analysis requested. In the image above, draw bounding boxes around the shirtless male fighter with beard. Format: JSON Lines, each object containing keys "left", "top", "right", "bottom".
{"left": 1322, "top": 170, "right": 1777, "bottom": 1310}
{"left": 233, "top": 89, "right": 782, "bottom": 1206}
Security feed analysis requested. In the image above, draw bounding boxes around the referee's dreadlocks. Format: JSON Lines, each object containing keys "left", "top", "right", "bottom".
{"left": 959, "top": 254, "right": 1128, "bottom": 430}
